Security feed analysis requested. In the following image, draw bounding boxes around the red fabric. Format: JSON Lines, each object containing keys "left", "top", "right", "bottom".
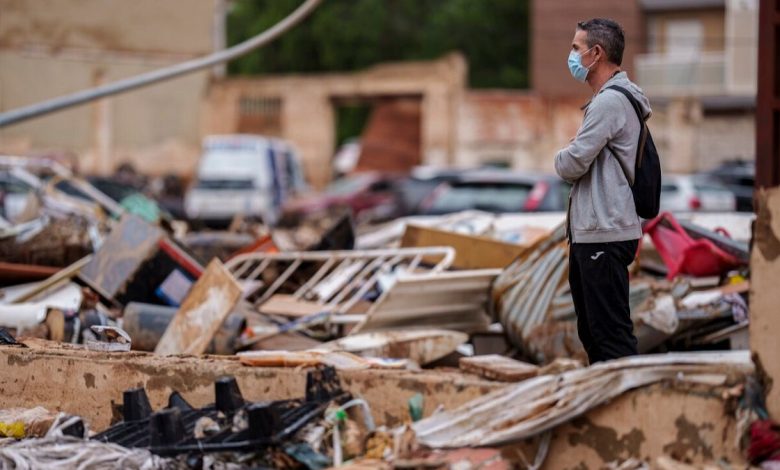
{"left": 749, "top": 419, "right": 780, "bottom": 464}
{"left": 643, "top": 212, "right": 742, "bottom": 279}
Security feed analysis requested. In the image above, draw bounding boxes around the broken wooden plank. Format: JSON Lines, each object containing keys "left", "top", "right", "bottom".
{"left": 322, "top": 329, "right": 468, "bottom": 365}
{"left": 154, "top": 259, "right": 241, "bottom": 356}
{"left": 400, "top": 224, "right": 534, "bottom": 269}
{"left": 10, "top": 256, "right": 91, "bottom": 304}
{"left": 458, "top": 355, "right": 539, "bottom": 382}
{"left": 259, "top": 294, "right": 326, "bottom": 318}
{"left": 237, "top": 350, "right": 407, "bottom": 371}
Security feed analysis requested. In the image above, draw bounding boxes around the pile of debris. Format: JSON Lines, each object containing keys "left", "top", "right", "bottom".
{"left": 0, "top": 156, "right": 772, "bottom": 468}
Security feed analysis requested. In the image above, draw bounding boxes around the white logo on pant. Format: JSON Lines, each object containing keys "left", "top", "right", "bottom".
{"left": 590, "top": 251, "right": 605, "bottom": 260}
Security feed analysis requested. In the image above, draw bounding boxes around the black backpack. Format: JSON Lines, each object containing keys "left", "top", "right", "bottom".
{"left": 606, "top": 85, "right": 661, "bottom": 219}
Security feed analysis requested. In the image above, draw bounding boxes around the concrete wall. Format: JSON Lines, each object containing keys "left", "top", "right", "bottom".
{"left": 751, "top": 188, "right": 780, "bottom": 419}
{"left": 456, "top": 91, "right": 583, "bottom": 172}
{"left": 0, "top": 343, "right": 749, "bottom": 468}
{"left": 0, "top": 0, "right": 218, "bottom": 175}
{"left": 531, "top": 0, "right": 643, "bottom": 100}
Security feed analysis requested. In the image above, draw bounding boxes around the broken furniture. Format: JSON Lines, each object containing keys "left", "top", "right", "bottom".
{"left": 226, "top": 247, "right": 498, "bottom": 335}
{"left": 79, "top": 214, "right": 203, "bottom": 307}
{"left": 321, "top": 329, "right": 468, "bottom": 365}
{"left": 226, "top": 247, "right": 455, "bottom": 313}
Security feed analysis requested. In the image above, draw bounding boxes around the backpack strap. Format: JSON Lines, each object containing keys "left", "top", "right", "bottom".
{"left": 605, "top": 85, "right": 646, "bottom": 124}
{"left": 604, "top": 85, "right": 650, "bottom": 185}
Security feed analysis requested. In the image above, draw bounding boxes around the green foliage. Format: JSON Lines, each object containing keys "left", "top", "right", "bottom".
{"left": 335, "top": 104, "right": 372, "bottom": 147}
{"left": 226, "top": 0, "right": 529, "bottom": 89}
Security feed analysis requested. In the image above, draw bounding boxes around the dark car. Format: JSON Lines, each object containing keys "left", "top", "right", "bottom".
{"left": 281, "top": 172, "right": 406, "bottom": 224}
{"left": 417, "top": 171, "right": 570, "bottom": 215}
{"left": 397, "top": 167, "right": 465, "bottom": 215}
{"left": 702, "top": 160, "right": 754, "bottom": 212}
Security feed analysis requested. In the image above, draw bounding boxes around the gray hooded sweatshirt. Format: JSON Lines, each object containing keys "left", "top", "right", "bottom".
{"left": 554, "top": 72, "right": 652, "bottom": 244}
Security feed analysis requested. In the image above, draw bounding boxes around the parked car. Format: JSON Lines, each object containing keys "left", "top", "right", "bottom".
{"left": 398, "top": 167, "right": 465, "bottom": 215}
{"left": 702, "top": 160, "right": 754, "bottom": 212}
{"left": 417, "top": 171, "right": 570, "bottom": 215}
{"left": 660, "top": 174, "right": 736, "bottom": 212}
{"left": 184, "top": 135, "right": 306, "bottom": 226}
{"left": 281, "top": 172, "right": 406, "bottom": 224}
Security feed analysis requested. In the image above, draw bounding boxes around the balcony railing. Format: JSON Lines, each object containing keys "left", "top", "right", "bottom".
{"left": 635, "top": 52, "right": 726, "bottom": 97}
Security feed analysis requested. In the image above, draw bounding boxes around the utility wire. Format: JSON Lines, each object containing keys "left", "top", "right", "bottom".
{"left": 0, "top": 0, "right": 323, "bottom": 128}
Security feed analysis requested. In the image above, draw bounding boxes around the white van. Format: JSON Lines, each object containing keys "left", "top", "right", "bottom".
{"left": 184, "top": 135, "right": 307, "bottom": 225}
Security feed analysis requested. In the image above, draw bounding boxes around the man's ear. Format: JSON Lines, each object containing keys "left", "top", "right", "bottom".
{"left": 592, "top": 44, "right": 603, "bottom": 63}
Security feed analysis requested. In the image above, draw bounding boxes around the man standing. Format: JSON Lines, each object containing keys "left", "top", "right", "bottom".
{"left": 554, "top": 18, "right": 651, "bottom": 363}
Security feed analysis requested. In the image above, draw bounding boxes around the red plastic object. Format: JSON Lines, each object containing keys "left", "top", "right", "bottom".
{"left": 643, "top": 212, "right": 742, "bottom": 279}
{"left": 749, "top": 419, "right": 780, "bottom": 464}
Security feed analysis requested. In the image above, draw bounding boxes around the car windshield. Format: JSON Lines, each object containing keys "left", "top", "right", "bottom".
{"left": 428, "top": 182, "right": 533, "bottom": 214}
{"left": 693, "top": 178, "right": 729, "bottom": 192}
{"left": 325, "top": 175, "right": 372, "bottom": 196}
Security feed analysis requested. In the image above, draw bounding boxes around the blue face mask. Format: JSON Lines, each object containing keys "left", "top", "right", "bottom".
{"left": 568, "top": 47, "right": 595, "bottom": 83}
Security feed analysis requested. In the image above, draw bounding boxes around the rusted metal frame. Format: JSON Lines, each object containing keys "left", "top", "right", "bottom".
{"left": 227, "top": 247, "right": 455, "bottom": 269}
{"left": 293, "top": 257, "right": 337, "bottom": 300}
{"left": 226, "top": 248, "right": 456, "bottom": 312}
{"left": 318, "top": 260, "right": 368, "bottom": 304}
{"left": 254, "top": 259, "right": 303, "bottom": 305}
{"left": 756, "top": 0, "right": 780, "bottom": 188}
{"left": 326, "top": 256, "right": 388, "bottom": 307}
{"left": 243, "top": 258, "right": 274, "bottom": 281}
{"left": 408, "top": 254, "right": 424, "bottom": 272}
{"left": 338, "top": 254, "right": 405, "bottom": 313}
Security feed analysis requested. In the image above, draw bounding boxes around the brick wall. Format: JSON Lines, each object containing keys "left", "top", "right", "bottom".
{"left": 531, "top": 0, "right": 643, "bottom": 99}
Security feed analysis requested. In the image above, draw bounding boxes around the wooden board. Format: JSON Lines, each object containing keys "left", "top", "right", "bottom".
{"left": 259, "top": 294, "right": 325, "bottom": 318}
{"left": 322, "top": 329, "right": 468, "bottom": 365}
{"left": 400, "top": 224, "right": 538, "bottom": 269}
{"left": 237, "top": 350, "right": 407, "bottom": 371}
{"left": 155, "top": 259, "right": 241, "bottom": 356}
{"left": 459, "top": 355, "right": 539, "bottom": 382}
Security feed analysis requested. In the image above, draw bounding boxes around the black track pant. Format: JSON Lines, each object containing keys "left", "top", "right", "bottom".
{"left": 569, "top": 239, "right": 639, "bottom": 364}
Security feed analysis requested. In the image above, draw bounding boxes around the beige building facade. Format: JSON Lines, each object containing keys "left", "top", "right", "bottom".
{"left": 0, "top": 0, "right": 223, "bottom": 175}
{"left": 634, "top": 0, "right": 758, "bottom": 172}
{"left": 204, "top": 54, "right": 469, "bottom": 188}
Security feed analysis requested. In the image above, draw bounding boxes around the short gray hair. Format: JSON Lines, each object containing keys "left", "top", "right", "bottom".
{"left": 577, "top": 18, "right": 625, "bottom": 66}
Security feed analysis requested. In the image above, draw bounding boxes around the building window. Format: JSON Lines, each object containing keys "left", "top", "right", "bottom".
{"left": 238, "top": 96, "right": 282, "bottom": 136}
